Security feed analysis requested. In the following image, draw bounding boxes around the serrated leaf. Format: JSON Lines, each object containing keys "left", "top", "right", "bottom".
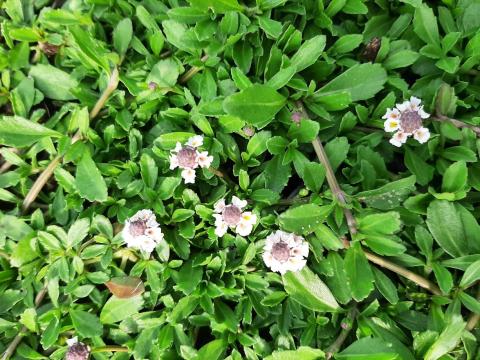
{"left": 75, "top": 152, "right": 108, "bottom": 202}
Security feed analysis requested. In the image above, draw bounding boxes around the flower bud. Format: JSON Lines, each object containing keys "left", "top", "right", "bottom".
{"left": 66, "top": 338, "right": 90, "bottom": 360}
{"left": 39, "top": 42, "right": 59, "bottom": 57}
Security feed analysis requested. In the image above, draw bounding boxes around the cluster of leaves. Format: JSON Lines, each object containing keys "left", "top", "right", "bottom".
{"left": 1, "top": 0, "right": 480, "bottom": 359}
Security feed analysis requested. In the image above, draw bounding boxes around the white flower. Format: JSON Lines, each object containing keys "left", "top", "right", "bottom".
{"left": 197, "top": 151, "right": 213, "bottom": 168}
{"left": 389, "top": 131, "right": 408, "bottom": 147}
{"left": 169, "top": 135, "right": 213, "bottom": 184}
{"left": 413, "top": 127, "right": 430, "bottom": 143}
{"left": 262, "top": 230, "right": 309, "bottom": 275}
{"left": 181, "top": 168, "right": 196, "bottom": 183}
{"left": 187, "top": 135, "right": 203, "bottom": 148}
{"left": 213, "top": 197, "right": 256, "bottom": 237}
{"left": 122, "top": 209, "right": 165, "bottom": 254}
{"left": 383, "top": 96, "right": 431, "bottom": 147}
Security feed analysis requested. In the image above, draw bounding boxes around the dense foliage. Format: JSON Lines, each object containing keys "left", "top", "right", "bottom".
{"left": 1, "top": 0, "right": 480, "bottom": 359}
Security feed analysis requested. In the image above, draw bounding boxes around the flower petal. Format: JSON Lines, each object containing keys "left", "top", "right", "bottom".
{"left": 187, "top": 135, "right": 203, "bottom": 148}
{"left": 232, "top": 196, "right": 248, "bottom": 209}
{"left": 214, "top": 199, "right": 225, "bottom": 213}
{"left": 181, "top": 168, "right": 196, "bottom": 183}
{"left": 413, "top": 127, "right": 430, "bottom": 144}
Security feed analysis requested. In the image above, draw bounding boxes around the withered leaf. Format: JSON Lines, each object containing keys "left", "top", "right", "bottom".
{"left": 105, "top": 276, "right": 145, "bottom": 298}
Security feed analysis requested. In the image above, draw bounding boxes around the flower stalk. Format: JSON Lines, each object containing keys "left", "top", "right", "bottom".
{"left": 432, "top": 114, "right": 480, "bottom": 136}
{"left": 91, "top": 346, "right": 129, "bottom": 353}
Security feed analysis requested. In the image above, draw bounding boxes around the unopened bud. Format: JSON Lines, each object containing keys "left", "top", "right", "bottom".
{"left": 66, "top": 340, "right": 90, "bottom": 360}
{"left": 39, "top": 42, "right": 59, "bottom": 57}
{"left": 291, "top": 112, "right": 302, "bottom": 124}
{"left": 243, "top": 126, "right": 255, "bottom": 137}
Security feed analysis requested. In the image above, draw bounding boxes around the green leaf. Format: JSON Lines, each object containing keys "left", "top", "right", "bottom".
{"left": 413, "top": 5, "right": 440, "bottom": 45}
{"left": 223, "top": 84, "right": 286, "bottom": 128}
{"left": 345, "top": 243, "right": 374, "bottom": 301}
{"left": 363, "top": 235, "right": 406, "bottom": 256}
{"left": 426, "top": 200, "right": 468, "bottom": 257}
{"left": 247, "top": 130, "right": 271, "bottom": 157}
{"left": 441, "top": 161, "right": 467, "bottom": 193}
{"left": 330, "top": 34, "right": 363, "bottom": 54}
{"left": 75, "top": 152, "right": 108, "bottom": 202}
{"left": 300, "top": 162, "right": 326, "bottom": 193}
{"left": 460, "top": 260, "right": 480, "bottom": 288}
{"left": 315, "top": 63, "right": 387, "bottom": 102}
{"left": 325, "top": 137, "right": 350, "bottom": 172}
{"left": 356, "top": 176, "right": 416, "bottom": 210}
{"left": 147, "top": 58, "right": 181, "bottom": 88}
{"left": 265, "top": 346, "right": 325, "bottom": 360}
{"left": 373, "top": 268, "right": 399, "bottom": 304}
{"left": 424, "top": 316, "right": 465, "bottom": 360}
{"left": 29, "top": 64, "right": 78, "bottom": 101}
{"left": 290, "top": 35, "right": 326, "bottom": 72}
{"left": 100, "top": 295, "right": 143, "bottom": 324}
{"left": 67, "top": 218, "right": 90, "bottom": 248}
{"left": 140, "top": 153, "right": 158, "bottom": 189}
{"left": 194, "top": 339, "right": 226, "bottom": 360}
{"left": 404, "top": 147, "right": 434, "bottom": 186}
{"left": 70, "top": 26, "right": 109, "bottom": 71}
{"left": 384, "top": 50, "right": 419, "bottom": 69}
{"left": 188, "top": 0, "right": 243, "bottom": 13}
{"left": 70, "top": 310, "right": 103, "bottom": 338}
{"left": 287, "top": 119, "right": 320, "bottom": 143}
{"left": 155, "top": 132, "right": 195, "bottom": 149}
{"left": 0, "top": 116, "right": 61, "bottom": 147}
{"left": 431, "top": 263, "right": 453, "bottom": 294}
{"left": 358, "top": 212, "right": 401, "bottom": 235}
{"left": 173, "top": 261, "right": 203, "bottom": 295}
{"left": 265, "top": 65, "right": 297, "bottom": 90}
{"left": 113, "top": 18, "right": 133, "bottom": 55}
{"left": 282, "top": 267, "right": 340, "bottom": 312}
{"left": 337, "top": 337, "right": 400, "bottom": 359}
{"left": 279, "top": 204, "right": 332, "bottom": 235}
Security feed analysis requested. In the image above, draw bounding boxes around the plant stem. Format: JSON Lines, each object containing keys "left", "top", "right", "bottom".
{"left": 326, "top": 306, "right": 357, "bottom": 358}
{"left": 0, "top": 249, "right": 10, "bottom": 260}
{"left": 92, "top": 346, "right": 129, "bottom": 353}
{"left": 1, "top": 284, "right": 48, "bottom": 360}
{"left": 179, "top": 55, "right": 209, "bottom": 84}
{"left": 432, "top": 114, "right": 480, "bottom": 136}
{"left": 22, "top": 67, "right": 120, "bottom": 213}
{"left": 466, "top": 284, "right": 480, "bottom": 331}
{"left": 297, "top": 101, "right": 442, "bottom": 295}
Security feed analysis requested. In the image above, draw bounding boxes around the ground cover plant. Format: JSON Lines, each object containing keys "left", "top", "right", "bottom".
{"left": 1, "top": 0, "right": 480, "bottom": 359}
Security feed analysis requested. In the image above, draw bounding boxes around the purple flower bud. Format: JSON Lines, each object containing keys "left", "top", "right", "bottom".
{"left": 291, "top": 112, "right": 302, "bottom": 124}
{"left": 148, "top": 82, "right": 157, "bottom": 90}
{"left": 243, "top": 126, "right": 255, "bottom": 137}
{"left": 66, "top": 341, "right": 90, "bottom": 360}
